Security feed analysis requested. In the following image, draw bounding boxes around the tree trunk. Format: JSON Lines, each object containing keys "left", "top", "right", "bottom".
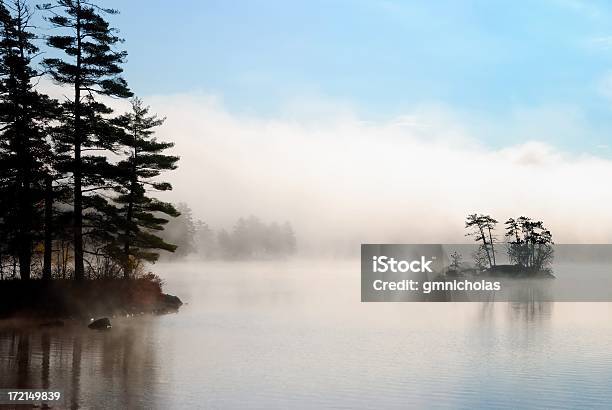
{"left": 16, "top": 174, "right": 32, "bottom": 280}
{"left": 13, "top": 29, "right": 31, "bottom": 281}
{"left": 478, "top": 226, "right": 492, "bottom": 268}
{"left": 487, "top": 226, "right": 496, "bottom": 267}
{"left": 16, "top": 140, "right": 32, "bottom": 280}
{"left": 123, "top": 196, "right": 134, "bottom": 278}
{"left": 73, "top": 133, "right": 84, "bottom": 280}
{"left": 123, "top": 145, "right": 138, "bottom": 279}
{"left": 73, "top": 11, "right": 85, "bottom": 281}
{"left": 42, "top": 175, "right": 53, "bottom": 280}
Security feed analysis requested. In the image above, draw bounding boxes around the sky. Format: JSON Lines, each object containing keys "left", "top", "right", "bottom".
{"left": 97, "top": 0, "right": 612, "bottom": 155}
{"left": 36, "top": 1, "right": 612, "bottom": 245}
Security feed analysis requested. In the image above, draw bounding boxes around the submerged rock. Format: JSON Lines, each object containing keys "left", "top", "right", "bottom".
{"left": 88, "top": 317, "right": 112, "bottom": 330}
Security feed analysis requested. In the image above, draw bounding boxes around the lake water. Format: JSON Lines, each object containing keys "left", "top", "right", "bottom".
{"left": 1, "top": 260, "right": 612, "bottom": 409}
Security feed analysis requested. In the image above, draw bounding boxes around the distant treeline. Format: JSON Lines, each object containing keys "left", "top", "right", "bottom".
{"left": 0, "top": 1, "right": 179, "bottom": 280}
{"left": 161, "top": 203, "right": 297, "bottom": 260}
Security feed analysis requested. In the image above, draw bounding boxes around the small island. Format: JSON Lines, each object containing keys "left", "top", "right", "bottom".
{"left": 445, "top": 214, "right": 556, "bottom": 279}
{"left": 0, "top": 1, "right": 182, "bottom": 322}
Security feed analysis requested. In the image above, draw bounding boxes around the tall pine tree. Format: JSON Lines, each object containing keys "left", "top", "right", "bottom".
{"left": 0, "top": 0, "right": 58, "bottom": 280}
{"left": 115, "top": 98, "right": 179, "bottom": 278}
{"left": 40, "top": 0, "right": 131, "bottom": 280}
{"left": 0, "top": 1, "right": 15, "bottom": 278}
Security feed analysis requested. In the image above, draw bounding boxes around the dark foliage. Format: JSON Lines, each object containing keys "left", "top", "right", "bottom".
{"left": 114, "top": 98, "right": 179, "bottom": 278}
{"left": 40, "top": 0, "right": 133, "bottom": 280}
{"left": 0, "top": 0, "right": 59, "bottom": 280}
{"left": 0, "top": 1, "right": 181, "bottom": 286}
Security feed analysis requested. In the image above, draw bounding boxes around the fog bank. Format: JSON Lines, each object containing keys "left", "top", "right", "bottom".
{"left": 139, "top": 93, "right": 612, "bottom": 252}
{"left": 41, "top": 81, "right": 612, "bottom": 252}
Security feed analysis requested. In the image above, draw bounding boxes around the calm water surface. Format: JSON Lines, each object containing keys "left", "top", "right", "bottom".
{"left": 1, "top": 260, "right": 611, "bottom": 409}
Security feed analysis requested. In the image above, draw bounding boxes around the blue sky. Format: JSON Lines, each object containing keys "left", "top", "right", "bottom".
{"left": 86, "top": 0, "right": 612, "bottom": 154}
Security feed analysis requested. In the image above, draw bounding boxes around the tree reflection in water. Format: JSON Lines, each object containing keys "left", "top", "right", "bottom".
{"left": 0, "top": 318, "right": 159, "bottom": 410}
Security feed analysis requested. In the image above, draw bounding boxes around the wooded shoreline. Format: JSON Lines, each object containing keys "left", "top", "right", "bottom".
{"left": 0, "top": 277, "right": 182, "bottom": 319}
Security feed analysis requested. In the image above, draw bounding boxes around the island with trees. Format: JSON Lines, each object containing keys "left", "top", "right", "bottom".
{"left": 0, "top": 0, "right": 182, "bottom": 319}
{"left": 447, "top": 213, "right": 555, "bottom": 278}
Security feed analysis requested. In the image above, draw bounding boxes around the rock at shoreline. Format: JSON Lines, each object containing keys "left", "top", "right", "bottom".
{"left": 161, "top": 294, "right": 183, "bottom": 310}
{"left": 88, "top": 317, "right": 112, "bottom": 330}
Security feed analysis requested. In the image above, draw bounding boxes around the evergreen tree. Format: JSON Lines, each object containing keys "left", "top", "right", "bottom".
{"left": 0, "top": 1, "right": 16, "bottom": 276}
{"left": 0, "top": 0, "right": 58, "bottom": 280}
{"left": 160, "top": 202, "right": 196, "bottom": 260}
{"left": 115, "top": 98, "right": 179, "bottom": 278}
{"left": 465, "top": 214, "right": 497, "bottom": 269}
{"left": 505, "top": 216, "right": 554, "bottom": 272}
{"left": 40, "top": 0, "right": 132, "bottom": 280}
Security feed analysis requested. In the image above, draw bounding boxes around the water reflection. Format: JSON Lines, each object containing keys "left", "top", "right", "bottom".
{"left": 41, "top": 332, "right": 50, "bottom": 390}
{"left": 0, "top": 261, "right": 611, "bottom": 409}
{"left": 0, "top": 318, "right": 159, "bottom": 410}
{"left": 478, "top": 300, "right": 553, "bottom": 324}
{"left": 508, "top": 301, "right": 553, "bottom": 323}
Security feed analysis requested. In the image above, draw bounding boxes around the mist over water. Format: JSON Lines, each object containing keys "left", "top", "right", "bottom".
{"left": 2, "top": 260, "right": 611, "bottom": 409}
